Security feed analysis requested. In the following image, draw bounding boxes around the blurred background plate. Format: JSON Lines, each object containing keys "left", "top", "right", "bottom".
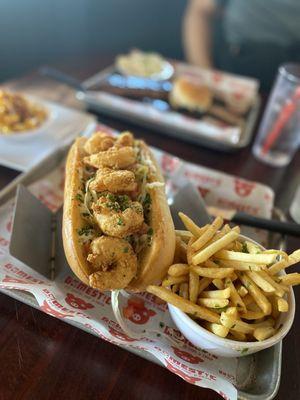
{"left": 0, "top": 97, "right": 96, "bottom": 171}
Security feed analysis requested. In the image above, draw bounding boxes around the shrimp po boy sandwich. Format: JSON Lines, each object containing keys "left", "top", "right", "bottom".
{"left": 63, "top": 131, "right": 175, "bottom": 292}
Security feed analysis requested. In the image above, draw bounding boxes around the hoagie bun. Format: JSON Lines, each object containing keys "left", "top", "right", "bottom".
{"left": 63, "top": 131, "right": 175, "bottom": 292}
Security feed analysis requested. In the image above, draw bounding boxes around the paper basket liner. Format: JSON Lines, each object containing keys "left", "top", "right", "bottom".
{"left": 0, "top": 124, "right": 273, "bottom": 400}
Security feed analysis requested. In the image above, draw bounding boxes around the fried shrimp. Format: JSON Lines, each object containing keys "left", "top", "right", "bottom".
{"left": 87, "top": 236, "right": 137, "bottom": 290}
{"left": 89, "top": 168, "right": 137, "bottom": 193}
{"left": 92, "top": 195, "right": 144, "bottom": 238}
{"left": 115, "top": 131, "right": 134, "bottom": 147}
{"left": 84, "top": 146, "right": 136, "bottom": 169}
{"left": 83, "top": 131, "right": 115, "bottom": 155}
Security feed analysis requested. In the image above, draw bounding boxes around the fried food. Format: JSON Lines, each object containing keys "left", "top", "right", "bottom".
{"left": 87, "top": 236, "right": 137, "bottom": 290}
{"left": 63, "top": 130, "right": 175, "bottom": 291}
{"left": 89, "top": 168, "right": 137, "bottom": 193}
{"left": 92, "top": 195, "right": 144, "bottom": 238}
{"left": 0, "top": 90, "right": 47, "bottom": 134}
{"left": 147, "top": 213, "right": 300, "bottom": 342}
{"left": 84, "top": 146, "right": 136, "bottom": 169}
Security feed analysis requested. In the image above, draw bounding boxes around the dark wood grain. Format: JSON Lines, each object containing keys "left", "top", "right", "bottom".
{"left": 0, "top": 55, "right": 299, "bottom": 400}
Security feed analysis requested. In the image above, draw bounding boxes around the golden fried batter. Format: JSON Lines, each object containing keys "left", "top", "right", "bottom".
{"left": 89, "top": 168, "right": 137, "bottom": 193}
{"left": 87, "top": 236, "right": 137, "bottom": 290}
{"left": 92, "top": 196, "right": 144, "bottom": 238}
{"left": 84, "top": 131, "right": 115, "bottom": 155}
{"left": 84, "top": 146, "right": 136, "bottom": 169}
{"left": 115, "top": 131, "right": 134, "bottom": 147}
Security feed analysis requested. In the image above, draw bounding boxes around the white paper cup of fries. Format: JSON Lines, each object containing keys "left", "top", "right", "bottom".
{"left": 168, "top": 283, "right": 295, "bottom": 358}
{"left": 147, "top": 214, "right": 299, "bottom": 358}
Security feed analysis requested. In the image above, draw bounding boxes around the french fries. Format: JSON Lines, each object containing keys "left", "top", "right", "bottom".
{"left": 277, "top": 298, "right": 289, "bottom": 312}
{"left": 198, "top": 298, "right": 229, "bottom": 309}
{"left": 179, "top": 282, "right": 189, "bottom": 299}
{"left": 198, "top": 277, "right": 212, "bottom": 295}
{"left": 253, "top": 326, "right": 276, "bottom": 341}
{"left": 238, "top": 272, "right": 272, "bottom": 315}
{"left": 246, "top": 271, "right": 275, "bottom": 293}
{"left": 178, "top": 212, "right": 206, "bottom": 237}
{"left": 212, "top": 278, "right": 224, "bottom": 290}
{"left": 192, "top": 228, "right": 240, "bottom": 264}
{"left": 147, "top": 212, "right": 300, "bottom": 343}
{"left": 162, "top": 276, "right": 188, "bottom": 287}
{"left": 191, "top": 216, "right": 224, "bottom": 251}
{"left": 278, "top": 273, "right": 300, "bottom": 286}
{"left": 192, "top": 266, "right": 234, "bottom": 279}
{"left": 189, "top": 271, "right": 199, "bottom": 303}
{"left": 147, "top": 285, "right": 220, "bottom": 323}
{"left": 224, "top": 278, "right": 246, "bottom": 312}
{"left": 215, "top": 250, "right": 277, "bottom": 265}
{"left": 168, "top": 263, "right": 190, "bottom": 277}
{"left": 203, "top": 322, "right": 229, "bottom": 338}
{"left": 219, "top": 259, "right": 267, "bottom": 272}
{"left": 200, "top": 287, "right": 231, "bottom": 299}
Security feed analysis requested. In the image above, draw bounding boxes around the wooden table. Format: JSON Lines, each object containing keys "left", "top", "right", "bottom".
{"left": 0, "top": 56, "right": 299, "bottom": 400}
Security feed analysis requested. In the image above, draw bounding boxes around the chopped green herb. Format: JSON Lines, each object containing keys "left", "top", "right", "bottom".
{"left": 75, "top": 193, "right": 84, "bottom": 203}
{"left": 105, "top": 193, "right": 131, "bottom": 212}
{"left": 117, "top": 218, "right": 124, "bottom": 226}
{"left": 156, "top": 333, "right": 161, "bottom": 337}
{"left": 241, "top": 243, "right": 248, "bottom": 253}
{"left": 159, "top": 322, "right": 165, "bottom": 328}
{"left": 108, "top": 193, "right": 116, "bottom": 202}
{"left": 147, "top": 227, "right": 153, "bottom": 236}
{"left": 77, "top": 226, "right": 93, "bottom": 236}
{"left": 123, "top": 247, "right": 129, "bottom": 253}
{"left": 240, "top": 347, "right": 249, "bottom": 355}
{"left": 143, "top": 193, "right": 152, "bottom": 217}
{"left": 214, "top": 306, "right": 228, "bottom": 312}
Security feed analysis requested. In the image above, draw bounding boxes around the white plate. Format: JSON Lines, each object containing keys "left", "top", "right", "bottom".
{"left": 0, "top": 98, "right": 97, "bottom": 171}
{"left": 0, "top": 105, "right": 56, "bottom": 142}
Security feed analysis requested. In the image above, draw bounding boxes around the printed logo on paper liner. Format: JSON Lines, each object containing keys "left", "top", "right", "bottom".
{"left": 108, "top": 326, "right": 137, "bottom": 342}
{"left": 123, "top": 297, "right": 156, "bottom": 325}
{"left": 2, "top": 275, "right": 29, "bottom": 284}
{"left": 100, "top": 316, "right": 139, "bottom": 343}
{"left": 198, "top": 186, "right": 210, "bottom": 198}
{"left": 234, "top": 179, "right": 255, "bottom": 198}
{"left": 6, "top": 216, "right": 13, "bottom": 233}
{"left": 0, "top": 235, "right": 9, "bottom": 248}
{"left": 172, "top": 346, "right": 204, "bottom": 364}
{"left": 165, "top": 359, "right": 202, "bottom": 385}
{"left": 165, "top": 357, "right": 217, "bottom": 385}
{"left": 65, "top": 293, "right": 94, "bottom": 310}
{"left": 40, "top": 300, "right": 73, "bottom": 319}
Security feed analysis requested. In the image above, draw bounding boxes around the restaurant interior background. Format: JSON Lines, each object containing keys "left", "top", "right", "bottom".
{"left": 0, "top": 0, "right": 185, "bottom": 81}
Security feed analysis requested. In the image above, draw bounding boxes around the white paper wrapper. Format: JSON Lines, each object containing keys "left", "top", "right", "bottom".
{"left": 0, "top": 126, "right": 273, "bottom": 400}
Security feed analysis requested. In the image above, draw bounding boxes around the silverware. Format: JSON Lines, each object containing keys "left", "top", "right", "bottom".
{"left": 207, "top": 205, "right": 300, "bottom": 237}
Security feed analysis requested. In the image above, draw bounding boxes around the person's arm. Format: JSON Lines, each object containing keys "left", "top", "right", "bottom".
{"left": 182, "top": 0, "right": 216, "bottom": 68}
